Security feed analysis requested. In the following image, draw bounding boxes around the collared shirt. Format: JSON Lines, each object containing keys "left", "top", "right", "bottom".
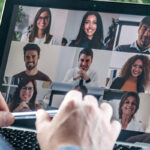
{"left": 130, "top": 41, "right": 150, "bottom": 53}
{"left": 63, "top": 67, "right": 99, "bottom": 87}
{"left": 115, "top": 41, "right": 150, "bottom": 54}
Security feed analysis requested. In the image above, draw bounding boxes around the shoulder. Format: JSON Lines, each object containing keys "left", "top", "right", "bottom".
{"left": 115, "top": 44, "right": 131, "bottom": 52}
{"left": 129, "top": 119, "right": 144, "bottom": 132}
{"left": 13, "top": 71, "right": 26, "bottom": 78}
{"left": 110, "top": 77, "right": 125, "bottom": 89}
{"left": 69, "top": 40, "right": 76, "bottom": 46}
{"left": 51, "top": 35, "right": 62, "bottom": 45}
{"left": 137, "top": 81, "right": 144, "bottom": 93}
{"left": 21, "top": 32, "right": 29, "bottom": 42}
{"left": 113, "top": 77, "right": 124, "bottom": 82}
{"left": 37, "top": 71, "right": 51, "bottom": 81}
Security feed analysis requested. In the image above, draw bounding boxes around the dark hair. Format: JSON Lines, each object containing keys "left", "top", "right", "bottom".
{"left": 23, "top": 43, "right": 40, "bottom": 56}
{"left": 119, "top": 92, "right": 140, "bottom": 119}
{"left": 78, "top": 48, "right": 93, "bottom": 60}
{"left": 9, "top": 79, "right": 37, "bottom": 112}
{"left": 72, "top": 11, "right": 103, "bottom": 49}
{"left": 74, "top": 85, "right": 88, "bottom": 97}
{"left": 61, "top": 37, "right": 68, "bottom": 46}
{"left": 120, "top": 55, "right": 150, "bottom": 88}
{"left": 29, "top": 7, "right": 52, "bottom": 43}
{"left": 139, "top": 16, "right": 150, "bottom": 28}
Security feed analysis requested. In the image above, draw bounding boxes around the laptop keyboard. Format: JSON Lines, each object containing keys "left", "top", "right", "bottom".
{"left": 0, "top": 127, "right": 145, "bottom": 150}
{"left": 0, "top": 127, "right": 40, "bottom": 150}
{"left": 113, "top": 144, "right": 143, "bottom": 150}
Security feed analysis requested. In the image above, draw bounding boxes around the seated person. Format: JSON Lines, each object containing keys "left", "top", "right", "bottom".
{"left": 64, "top": 48, "right": 99, "bottom": 87}
{"left": 69, "top": 11, "right": 104, "bottom": 49}
{"left": 21, "top": 8, "right": 60, "bottom": 45}
{"left": 8, "top": 79, "right": 42, "bottom": 112}
{"left": 115, "top": 16, "right": 150, "bottom": 54}
{"left": 118, "top": 92, "right": 144, "bottom": 132}
{"left": 110, "top": 55, "right": 150, "bottom": 93}
{"left": 13, "top": 43, "right": 52, "bottom": 84}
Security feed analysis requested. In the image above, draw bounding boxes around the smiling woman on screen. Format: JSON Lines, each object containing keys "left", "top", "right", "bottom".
{"left": 119, "top": 92, "right": 143, "bottom": 132}
{"left": 110, "top": 55, "right": 150, "bottom": 93}
{"left": 21, "top": 7, "right": 59, "bottom": 45}
{"left": 69, "top": 11, "right": 104, "bottom": 49}
{"left": 8, "top": 79, "right": 42, "bottom": 112}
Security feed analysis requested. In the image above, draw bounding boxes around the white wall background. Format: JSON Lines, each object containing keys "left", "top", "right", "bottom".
{"left": 15, "top": 6, "right": 68, "bottom": 40}
{"left": 135, "top": 93, "right": 150, "bottom": 132}
{"left": 5, "top": 41, "right": 60, "bottom": 81}
{"left": 5, "top": 41, "right": 112, "bottom": 88}
{"left": 55, "top": 47, "right": 112, "bottom": 87}
{"left": 63, "top": 10, "right": 120, "bottom": 45}
{"left": 115, "top": 14, "right": 145, "bottom": 46}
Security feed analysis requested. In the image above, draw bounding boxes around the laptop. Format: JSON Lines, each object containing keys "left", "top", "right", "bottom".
{"left": 0, "top": 0, "right": 150, "bottom": 149}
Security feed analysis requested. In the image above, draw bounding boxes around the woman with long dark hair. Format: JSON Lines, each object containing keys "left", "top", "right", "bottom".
{"left": 9, "top": 79, "right": 41, "bottom": 112}
{"left": 110, "top": 55, "right": 150, "bottom": 93}
{"left": 21, "top": 7, "right": 58, "bottom": 44}
{"left": 69, "top": 11, "right": 104, "bottom": 49}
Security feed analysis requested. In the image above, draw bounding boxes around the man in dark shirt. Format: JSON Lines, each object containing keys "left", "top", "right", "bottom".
{"left": 115, "top": 16, "right": 150, "bottom": 54}
{"left": 13, "top": 43, "right": 52, "bottom": 83}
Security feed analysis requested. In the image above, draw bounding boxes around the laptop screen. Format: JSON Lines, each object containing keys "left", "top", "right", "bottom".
{"left": 1, "top": 0, "right": 150, "bottom": 142}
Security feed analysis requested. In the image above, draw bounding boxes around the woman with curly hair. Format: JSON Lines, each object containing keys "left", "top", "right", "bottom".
{"left": 8, "top": 79, "right": 41, "bottom": 112}
{"left": 119, "top": 92, "right": 143, "bottom": 131}
{"left": 69, "top": 11, "right": 104, "bottom": 49}
{"left": 110, "top": 55, "right": 150, "bottom": 93}
{"left": 21, "top": 7, "right": 59, "bottom": 44}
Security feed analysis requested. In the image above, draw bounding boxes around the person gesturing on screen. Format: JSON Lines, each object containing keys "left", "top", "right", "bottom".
{"left": 64, "top": 48, "right": 99, "bottom": 86}
{"left": 8, "top": 79, "right": 41, "bottom": 112}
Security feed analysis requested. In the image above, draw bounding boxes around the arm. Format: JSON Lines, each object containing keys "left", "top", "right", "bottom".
{"left": 63, "top": 69, "right": 79, "bottom": 83}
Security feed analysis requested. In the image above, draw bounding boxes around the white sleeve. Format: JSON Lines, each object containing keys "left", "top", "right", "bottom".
{"left": 20, "top": 33, "right": 29, "bottom": 42}
{"left": 63, "top": 69, "right": 74, "bottom": 83}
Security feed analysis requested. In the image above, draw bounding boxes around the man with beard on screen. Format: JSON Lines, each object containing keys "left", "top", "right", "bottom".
{"left": 115, "top": 16, "right": 150, "bottom": 54}
{"left": 13, "top": 43, "right": 51, "bottom": 83}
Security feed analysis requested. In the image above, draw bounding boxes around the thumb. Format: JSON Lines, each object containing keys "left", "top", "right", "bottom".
{"left": 0, "top": 111, "right": 14, "bottom": 127}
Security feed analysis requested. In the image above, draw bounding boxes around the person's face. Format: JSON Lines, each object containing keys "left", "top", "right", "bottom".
{"left": 78, "top": 54, "right": 92, "bottom": 72}
{"left": 131, "top": 59, "right": 143, "bottom": 78}
{"left": 20, "top": 82, "right": 34, "bottom": 103}
{"left": 24, "top": 50, "right": 39, "bottom": 71}
{"left": 121, "top": 96, "right": 137, "bottom": 117}
{"left": 137, "top": 24, "right": 150, "bottom": 50}
{"left": 37, "top": 11, "right": 50, "bottom": 31}
{"left": 84, "top": 15, "right": 97, "bottom": 40}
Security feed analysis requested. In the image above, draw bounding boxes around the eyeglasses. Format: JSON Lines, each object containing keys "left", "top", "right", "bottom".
{"left": 38, "top": 16, "right": 49, "bottom": 21}
{"left": 132, "top": 64, "right": 143, "bottom": 69}
{"left": 124, "top": 100, "right": 137, "bottom": 106}
{"left": 22, "top": 86, "right": 33, "bottom": 91}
